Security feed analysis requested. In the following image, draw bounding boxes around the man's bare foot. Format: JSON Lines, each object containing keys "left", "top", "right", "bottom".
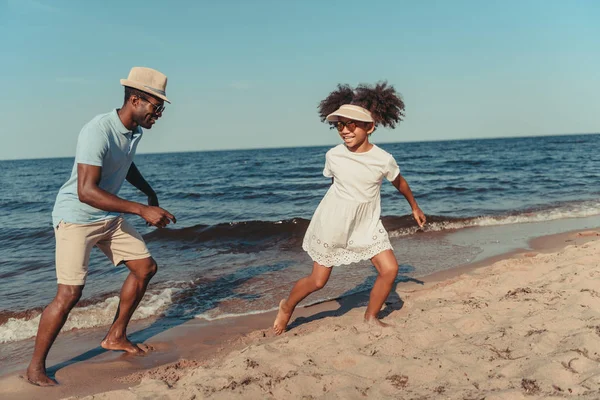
{"left": 100, "top": 337, "right": 147, "bottom": 355}
{"left": 364, "top": 315, "right": 393, "bottom": 328}
{"left": 273, "top": 299, "right": 292, "bottom": 335}
{"left": 24, "top": 367, "right": 58, "bottom": 387}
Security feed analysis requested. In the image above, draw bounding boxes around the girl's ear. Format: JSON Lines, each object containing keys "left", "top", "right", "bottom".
{"left": 366, "top": 122, "right": 376, "bottom": 134}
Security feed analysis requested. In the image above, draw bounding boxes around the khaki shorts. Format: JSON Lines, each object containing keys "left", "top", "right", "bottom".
{"left": 54, "top": 216, "right": 151, "bottom": 285}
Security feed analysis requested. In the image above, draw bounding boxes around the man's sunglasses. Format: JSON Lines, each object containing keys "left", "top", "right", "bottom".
{"left": 137, "top": 95, "right": 165, "bottom": 114}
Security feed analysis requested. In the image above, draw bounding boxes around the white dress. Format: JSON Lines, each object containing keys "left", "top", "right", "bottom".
{"left": 302, "top": 144, "right": 401, "bottom": 267}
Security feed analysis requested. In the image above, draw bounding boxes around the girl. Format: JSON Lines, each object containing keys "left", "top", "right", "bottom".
{"left": 273, "top": 82, "right": 426, "bottom": 334}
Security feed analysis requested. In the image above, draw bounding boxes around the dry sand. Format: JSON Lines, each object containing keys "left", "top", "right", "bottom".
{"left": 4, "top": 230, "right": 600, "bottom": 399}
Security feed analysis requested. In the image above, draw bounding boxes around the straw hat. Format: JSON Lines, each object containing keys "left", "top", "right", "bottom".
{"left": 120, "top": 67, "right": 170, "bottom": 103}
{"left": 326, "top": 104, "right": 373, "bottom": 123}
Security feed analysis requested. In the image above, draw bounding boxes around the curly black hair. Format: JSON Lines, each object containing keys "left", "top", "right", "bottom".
{"left": 317, "top": 81, "right": 405, "bottom": 129}
{"left": 317, "top": 84, "right": 354, "bottom": 123}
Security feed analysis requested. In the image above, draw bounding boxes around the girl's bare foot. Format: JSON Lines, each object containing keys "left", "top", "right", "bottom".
{"left": 24, "top": 367, "right": 57, "bottom": 387}
{"left": 273, "top": 299, "right": 292, "bottom": 335}
{"left": 364, "top": 315, "right": 393, "bottom": 328}
{"left": 100, "top": 337, "right": 147, "bottom": 355}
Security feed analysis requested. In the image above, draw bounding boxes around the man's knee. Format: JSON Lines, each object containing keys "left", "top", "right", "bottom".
{"left": 147, "top": 259, "right": 158, "bottom": 278}
{"left": 56, "top": 285, "right": 83, "bottom": 310}
{"left": 132, "top": 257, "right": 158, "bottom": 280}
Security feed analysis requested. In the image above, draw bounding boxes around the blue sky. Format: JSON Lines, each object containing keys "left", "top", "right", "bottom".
{"left": 1, "top": 0, "right": 598, "bottom": 160}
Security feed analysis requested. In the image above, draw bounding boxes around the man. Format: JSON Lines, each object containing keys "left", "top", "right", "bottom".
{"left": 26, "top": 67, "right": 176, "bottom": 386}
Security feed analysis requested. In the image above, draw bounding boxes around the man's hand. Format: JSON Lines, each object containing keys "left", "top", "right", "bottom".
{"left": 140, "top": 205, "right": 176, "bottom": 228}
{"left": 412, "top": 207, "right": 426, "bottom": 228}
{"left": 146, "top": 194, "right": 160, "bottom": 226}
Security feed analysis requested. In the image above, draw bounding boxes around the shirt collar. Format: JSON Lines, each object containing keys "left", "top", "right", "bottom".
{"left": 111, "top": 108, "right": 142, "bottom": 136}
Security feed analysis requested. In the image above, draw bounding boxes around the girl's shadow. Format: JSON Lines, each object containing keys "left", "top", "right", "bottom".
{"left": 287, "top": 263, "right": 422, "bottom": 331}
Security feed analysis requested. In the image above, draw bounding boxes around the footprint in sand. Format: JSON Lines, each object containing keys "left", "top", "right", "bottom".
{"left": 577, "top": 231, "right": 600, "bottom": 237}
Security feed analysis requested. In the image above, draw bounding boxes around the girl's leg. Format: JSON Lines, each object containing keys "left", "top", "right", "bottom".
{"left": 273, "top": 262, "right": 332, "bottom": 335}
{"left": 365, "top": 249, "right": 399, "bottom": 327}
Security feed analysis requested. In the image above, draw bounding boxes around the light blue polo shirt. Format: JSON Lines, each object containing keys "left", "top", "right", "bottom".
{"left": 52, "top": 109, "right": 143, "bottom": 226}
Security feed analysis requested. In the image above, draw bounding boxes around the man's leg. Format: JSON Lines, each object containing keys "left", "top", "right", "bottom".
{"left": 26, "top": 284, "right": 83, "bottom": 386}
{"left": 100, "top": 257, "right": 157, "bottom": 354}
{"left": 26, "top": 218, "right": 94, "bottom": 386}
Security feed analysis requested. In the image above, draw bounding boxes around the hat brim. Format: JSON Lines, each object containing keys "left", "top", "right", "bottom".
{"left": 325, "top": 110, "right": 373, "bottom": 123}
{"left": 120, "top": 79, "right": 171, "bottom": 103}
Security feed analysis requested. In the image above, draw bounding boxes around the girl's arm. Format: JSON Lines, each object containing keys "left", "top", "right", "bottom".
{"left": 391, "top": 174, "right": 426, "bottom": 227}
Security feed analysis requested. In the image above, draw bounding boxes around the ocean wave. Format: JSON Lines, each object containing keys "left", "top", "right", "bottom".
{"left": 142, "top": 199, "right": 600, "bottom": 244}
{"left": 387, "top": 200, "right": 600, "bottom": 237}
{"left": 0, "top": 199, "right": 50, "bottom": 213}
{"left": 0, "top": 227, "right": 54, "bottom": 242}
{"left": 0, "top": 288, "right": 174, "bottom": 344}
{"left": 144, "top": 218, "right": 310, "bottom": 244}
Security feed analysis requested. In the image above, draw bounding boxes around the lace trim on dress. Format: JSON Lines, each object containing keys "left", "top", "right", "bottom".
{"left": 302, "top": 237, "right": 393, "bottom": 267}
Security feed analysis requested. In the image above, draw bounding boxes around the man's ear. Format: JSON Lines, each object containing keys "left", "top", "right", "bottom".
{"left": 130, "top": 95, "right": 140, "bottom": 107}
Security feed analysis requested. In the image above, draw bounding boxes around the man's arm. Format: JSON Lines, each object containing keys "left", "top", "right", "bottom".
{"left": 391, "top": 173, "right": 426, "bottom": 227}
{"left": 77, "top": 164, "right": 175, "bottom": 228}
{"left": 126, "top": 162, "right": 158, "bottom": 206}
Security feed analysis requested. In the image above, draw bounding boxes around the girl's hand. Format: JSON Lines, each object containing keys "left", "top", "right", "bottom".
{"left": 412, "top": 207, "right": 426, "bottom": 227}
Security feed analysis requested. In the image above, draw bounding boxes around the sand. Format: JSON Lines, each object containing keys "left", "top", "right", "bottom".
{"left": 4, "top": 230, "right": 600, "bottom": 399}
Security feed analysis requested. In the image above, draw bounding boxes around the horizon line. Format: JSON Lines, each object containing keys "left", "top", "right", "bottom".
{"left": 1, "top": 131, "right": 598, "bottom": 162}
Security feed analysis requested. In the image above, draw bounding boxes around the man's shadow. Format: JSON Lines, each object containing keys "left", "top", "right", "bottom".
{"left": 46, "top": 260, "right": 292, "bottom": 379}
{"left": 287, "top": 263, "right": 423, "bottom": 332}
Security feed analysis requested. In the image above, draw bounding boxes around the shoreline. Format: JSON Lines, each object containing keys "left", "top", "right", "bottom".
{"left": 2, "top": 224, "right": 600, "bottom": 399}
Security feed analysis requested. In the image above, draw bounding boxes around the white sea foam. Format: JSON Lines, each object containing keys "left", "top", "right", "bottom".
{"left": 0, "top": 288, "right": 173, "bottom": 344}
{"left": 389, "top": 201, "right": 600, "bottom": 237}
{"left": 194, "top": 307, "right": 279, "bottom": 322}
{"left": 193, "top": 295, "right": 339, "bottom": 322}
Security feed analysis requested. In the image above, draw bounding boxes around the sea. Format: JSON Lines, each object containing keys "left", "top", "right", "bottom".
{"left": 2, "top": 134, "right": 600, "bottom": 354}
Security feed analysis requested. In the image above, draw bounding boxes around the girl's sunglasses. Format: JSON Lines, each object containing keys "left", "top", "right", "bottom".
{"left": 333, "top": 120, "right": 357, "bottom": 132}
